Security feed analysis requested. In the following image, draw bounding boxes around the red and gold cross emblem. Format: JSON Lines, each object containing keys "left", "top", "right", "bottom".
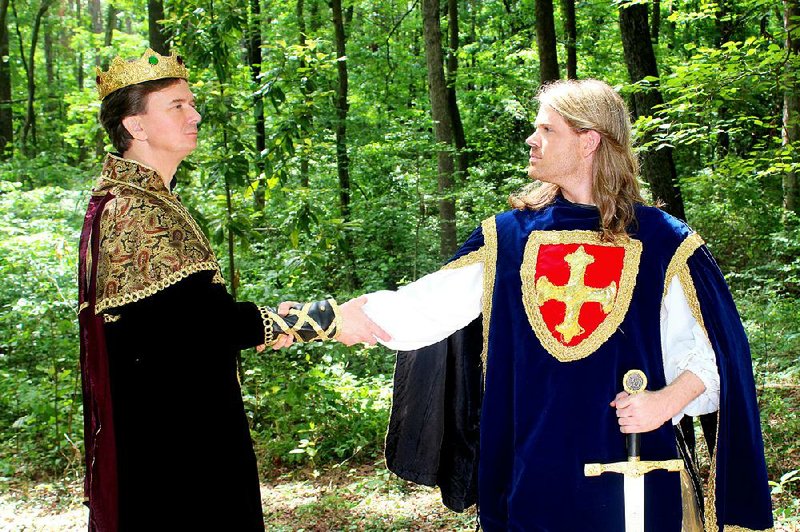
{"left": 521, "top": 230, "right": 642, "bottom": 362}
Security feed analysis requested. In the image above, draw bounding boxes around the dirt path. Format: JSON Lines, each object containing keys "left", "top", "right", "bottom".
{"left": 2, "top": 466, "right": 797, "bottom": 531}
{"left": 0, "top": 466, "right": 476, "bottom": 531}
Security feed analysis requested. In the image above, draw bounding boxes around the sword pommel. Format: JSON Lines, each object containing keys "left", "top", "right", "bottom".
{"left": 622, "top": 369, "right": 647, "bottom": 460}
{"left": 623, "top": 369, "right": 647, "bottom": 394}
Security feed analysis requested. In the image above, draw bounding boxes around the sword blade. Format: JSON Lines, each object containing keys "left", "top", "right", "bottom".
{"left": 623, "top": 473, "right": 645, "bottom": 532}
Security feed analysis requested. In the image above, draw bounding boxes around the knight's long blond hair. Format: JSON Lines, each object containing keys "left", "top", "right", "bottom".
{"left": 509, "top": 79, "right": 645, "bottom": 241}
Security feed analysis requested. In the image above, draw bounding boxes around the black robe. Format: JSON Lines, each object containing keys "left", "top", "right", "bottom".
{"left": 104, "top": 271, "right": 265, "bottom": 531}
{"left": 79, "top": 154, "right": 267, "bottom": 531}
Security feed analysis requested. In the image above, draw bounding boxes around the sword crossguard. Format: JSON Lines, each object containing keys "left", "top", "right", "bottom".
{"left": 584, "top": 458, "right": 684, "bottom": 479}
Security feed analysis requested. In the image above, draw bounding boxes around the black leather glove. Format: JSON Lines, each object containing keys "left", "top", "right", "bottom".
{"left": 258, "top": 299, "right": 340, "bottom": 345}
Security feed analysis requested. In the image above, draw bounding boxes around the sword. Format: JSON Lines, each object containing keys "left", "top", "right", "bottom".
{"left": 584, "top": 370, "right": 684, "bottom": 532}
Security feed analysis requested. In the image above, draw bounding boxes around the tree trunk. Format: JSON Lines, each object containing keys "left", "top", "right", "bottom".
{"left": 297, "top": 0, "right": 310, "bottom": 188}
{"left": 651, "top": 0, "right": 660, "bottom": 44}
{"left": 714, "top": 1, "right": 736, "bottom": 157}
{"left": 247, "top": 0, "right": 266, "bottom": 210}
{"left": 331, "top": 0, "right": 355, "bottom": 285}
{"left": 148, "top": 0, "right": 168, "bottom": 54}
{"left": 561, "top": 0, "right": 577, "bottom": 79}
{"left": 783, "top": 0, "right": 800, "bottom": 215}
{"left": 0, "top": 0, "right": 11, "bottom": 158}
{"left": 76, "top": 0, "right": 83, "bottom": 89}
{"left": 446, "top": 0, "right": 468, "bottom": 177}
{"left": 44, "top": 19, "right": 53, "bottom": 85}
{"left": 101, "top": 3, "right": 117, "bottom": 71}
{"left": 20, "top": 0, "right": 55, "bottom": 151}
{"left": 535, "top": 0, "right": 560, "bottom": 85}
{"left": 309, "top": 0, "right": 321, "bottom": 32}
{"left": 422, "top": 0, "right": 457, "bottom": 258}
{"left": 89, "top": 0, "right": 101, "bottom": 66}
{"left": 618, "top": 1, "right": 685, "bottom": 220}
{"left": 89, "top": 0, "right": 101, "bottom": 32}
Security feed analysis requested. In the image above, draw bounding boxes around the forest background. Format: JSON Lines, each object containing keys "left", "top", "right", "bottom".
{"left": 0, "top": 0, "right": 799, "bottom": 527}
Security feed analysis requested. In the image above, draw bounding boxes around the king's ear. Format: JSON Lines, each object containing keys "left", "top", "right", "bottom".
{"left": 122, "top": 116, "right": 147, "bottom": 141}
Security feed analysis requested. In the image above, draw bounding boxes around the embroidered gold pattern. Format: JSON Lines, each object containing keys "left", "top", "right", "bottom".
{"left": 258, "top": 306, "right": 276, "bottom": 346}
{"left": 703, "top": 417, "right": 772, "bottom": 532}
{"left": 660, "top": 233, "right": 734, "bottom": 531}
{"left": 438, "top": 216, "right": 496, "bottom": 373}
{"left": 479, "top": 217, "right": 498, "bottom": 371}
{"left": 85, "top": 227, "right": 94, "bottom": 293}
{"left": 663, "top": 233, "right": 708, "bottom": 342}
{"left": 103, "top": 314, "right": 121, "bottom": 324}
{"left": 706, "top": 421, "right": 719, "bottom": 532}
{"left": 521, "top": 230, "right": 642, "bottom": 362}
{"left": 442, "top": 248, "right": 485, "bottom": 271}
{"left": 91, "top": 154, "right": 224, "bottom": 314}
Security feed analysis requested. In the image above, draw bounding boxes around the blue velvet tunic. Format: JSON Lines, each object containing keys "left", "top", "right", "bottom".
{"left": 468, "top": 201, "right": 684, "bottom": 530}
{"left": 388, "top": 197, "right": 773, "bottom": 531}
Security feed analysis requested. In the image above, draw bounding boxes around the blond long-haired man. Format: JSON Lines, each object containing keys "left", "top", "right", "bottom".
{"left": 344, "top": 80, "right": 773, "bottom": 531}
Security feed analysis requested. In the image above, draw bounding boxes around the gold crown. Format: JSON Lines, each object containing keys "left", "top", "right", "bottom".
{"left": 95, "top": 48, "right": 189, "bottom": 100}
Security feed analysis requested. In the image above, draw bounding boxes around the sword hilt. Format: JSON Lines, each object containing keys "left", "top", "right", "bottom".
{"left": 622, "top": 370, "right": 647, "bottom": 462}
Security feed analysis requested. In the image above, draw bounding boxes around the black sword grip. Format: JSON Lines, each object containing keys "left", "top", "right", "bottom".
{"left": 626, "top": 432, "right": 641, "bottom": 460}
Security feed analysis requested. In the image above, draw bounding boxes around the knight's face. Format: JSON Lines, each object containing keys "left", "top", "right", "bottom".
{"left": 525, "top": 105, "right": 585, "bottom": 188}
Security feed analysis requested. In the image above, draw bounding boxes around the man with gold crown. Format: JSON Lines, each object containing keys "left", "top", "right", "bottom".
{"left": 78, "top": 49, "right": 388, "bottom": 531}
{"left": 340, "top": 79, "right": 774, "bottom": 530}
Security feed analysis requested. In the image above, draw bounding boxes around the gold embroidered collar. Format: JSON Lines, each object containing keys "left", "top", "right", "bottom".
{"left": 90, "top": 154, "right": 224, "bottom": 315}
{"left": 95, "top": 153, "right": 171, "bottom": 195}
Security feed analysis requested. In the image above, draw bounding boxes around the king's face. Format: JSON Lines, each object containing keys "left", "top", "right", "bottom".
{"left": 137, "top": 79, "right": 201, "bottom": 158}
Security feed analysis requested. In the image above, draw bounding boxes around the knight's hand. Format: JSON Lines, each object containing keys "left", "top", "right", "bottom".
{"left": 337, "top": 296, "right": 392, "bottom": 347}
{"left": 611, "top": 390, "right": 671, "bottom": 434}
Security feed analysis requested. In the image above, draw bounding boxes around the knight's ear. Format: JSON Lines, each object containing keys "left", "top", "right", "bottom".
{"left": 583, "top": 129, "right": 601, "bottom": 156}
{"left": 122, "top": 116, "right": 147, "bottom": 141}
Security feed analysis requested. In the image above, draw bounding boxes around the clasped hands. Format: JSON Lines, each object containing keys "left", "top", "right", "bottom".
{"left": 255, "top": 296, "right": 390, "bottom": 352}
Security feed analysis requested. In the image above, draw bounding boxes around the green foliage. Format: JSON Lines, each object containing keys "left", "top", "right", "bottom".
{"left": 0, "top": 178, "right": 86, "bottom": 478}
{"left": 241, "top": 342, "right": 394, "bottom": 469}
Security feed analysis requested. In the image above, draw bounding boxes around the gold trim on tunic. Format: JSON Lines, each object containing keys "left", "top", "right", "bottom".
{"left": 664, "top": 234, "right": 773, "bottom": 532}
{"left": 663, "top": 233, "right": 708, "bottom": 341}
{"left": 479, "top": 217, "right": 498, "bottom": 372}
{"left": 723, "top": 526, "right": 774, "bottom": 531}
{"left": 439, "top": 217, "right": 498, "bottom": 373}
{"left": 520, "top": 230, "right": 642, "bottom": 362}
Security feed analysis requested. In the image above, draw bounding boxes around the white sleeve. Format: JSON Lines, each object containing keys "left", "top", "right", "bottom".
{"left": 661, "top": 275, "right": 721, "bottom": 425}
{"left": 362, "top": 262, "right": 484, "bottom": 351}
